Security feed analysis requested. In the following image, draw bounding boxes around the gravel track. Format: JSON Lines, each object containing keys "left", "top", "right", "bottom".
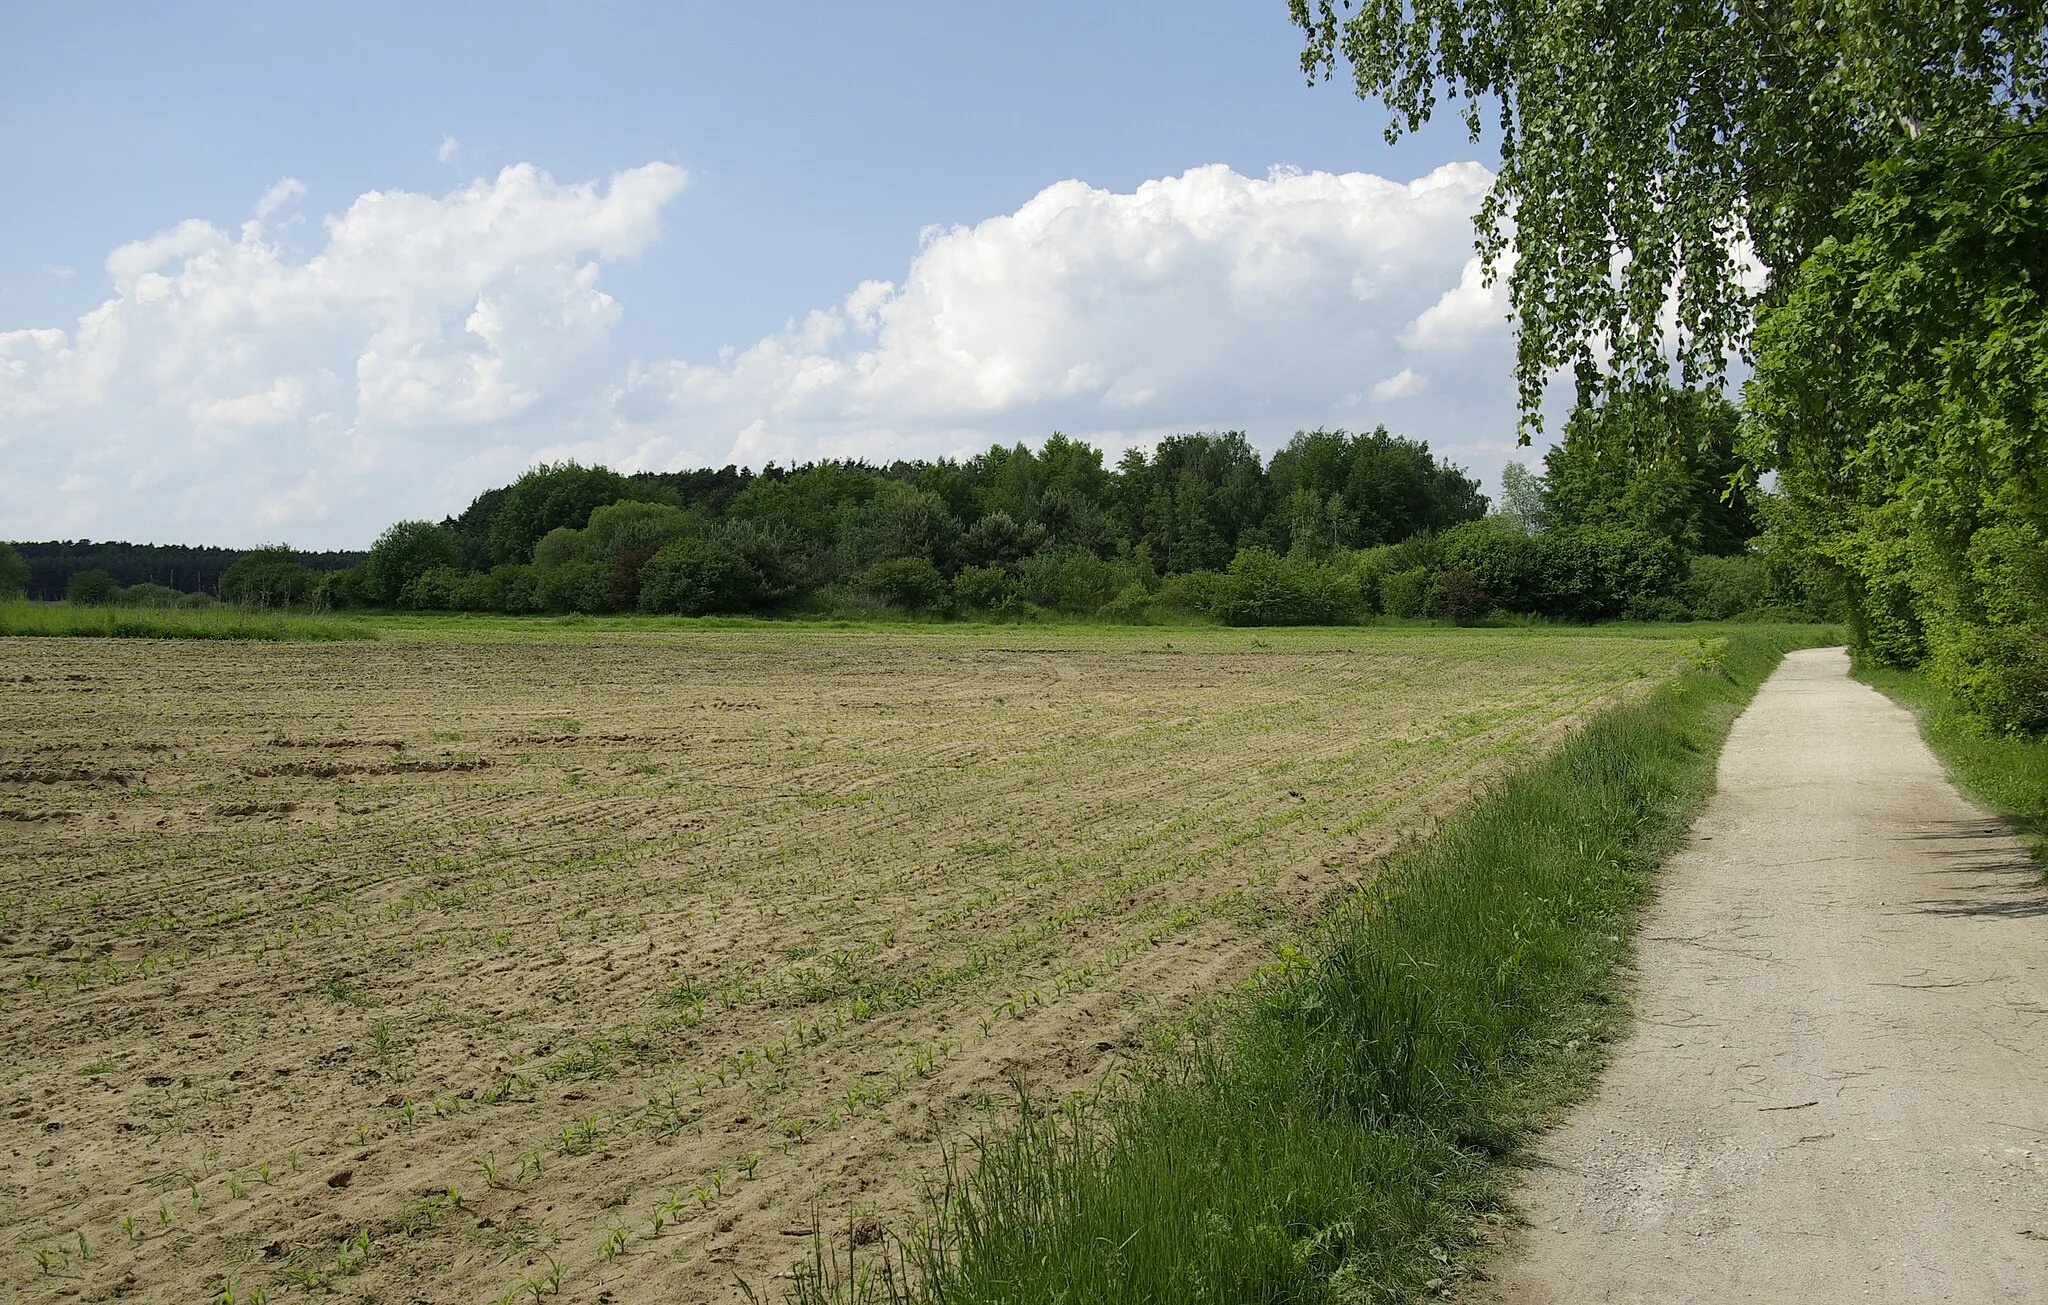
{"left": 1483, "top": 647, "right": 2048, "bottom": 1302}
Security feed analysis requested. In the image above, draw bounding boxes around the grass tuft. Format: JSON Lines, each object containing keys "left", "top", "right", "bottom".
{"left": 797, "top": 629, "right": 1829, "bottom": 1304}
{"left": 0, "top": 600, "right": 375, "bottom": 641}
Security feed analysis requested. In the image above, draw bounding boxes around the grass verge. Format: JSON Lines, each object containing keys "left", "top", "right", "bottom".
{"left": 1856, "top": 661, "right": 2048, "bottom": 868}
{"left": 796, "top": 628, "right": 1830, "bottom": 1304}
{"left": 0, "top": 600, "right": 375, "bottom": 641}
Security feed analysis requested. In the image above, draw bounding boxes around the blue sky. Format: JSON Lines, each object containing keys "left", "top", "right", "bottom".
{"left": 1, "top": 2, "right": 1515, "bottom": 548}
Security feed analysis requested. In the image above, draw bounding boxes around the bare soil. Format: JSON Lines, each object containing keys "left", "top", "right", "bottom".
{"left": 0, "top": 626, "right": 1681, "bottom": 1303}
{"left": 1479, "top": 647, "right": 2048, "bottom": 1302}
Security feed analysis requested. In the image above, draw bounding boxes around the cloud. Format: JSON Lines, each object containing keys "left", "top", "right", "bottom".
{"left": 0, "top": 159, "right": 1527, "bottom": 549}
{"left": 436, "top": 135, "right": 460, "bottom": 165}
{"left": 1370, "top": 367, "right": 1428, "bottom": 401}
{"left": 254, "top": 178, "right": 307, "bottom": 219}
{"left": 0, "top": 163, "right": 687, "bottom": 546}
{"left": 613, "top": 161, "right": 1517, "bottom": 479}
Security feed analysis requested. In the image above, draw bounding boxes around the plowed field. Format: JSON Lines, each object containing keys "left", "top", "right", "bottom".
{"left": 0, "top": 626, "right": 1687, "bottom": 1302}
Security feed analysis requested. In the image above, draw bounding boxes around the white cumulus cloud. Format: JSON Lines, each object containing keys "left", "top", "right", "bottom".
{"left": 0, "top": 159, "right": 1526, "bottom": 548}
{"left": 0, "top": 163, "right": 687, "bottom": 545}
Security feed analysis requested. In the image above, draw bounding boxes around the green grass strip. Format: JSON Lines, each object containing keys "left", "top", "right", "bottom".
{"left": 1856, "top": 661, "right": 2048, "bottom": 870}
{"left": 795, "top": 628, "right": 1832, "bottom": 1304}
{"left": 0, "top": 600, "right": 375, "bottom": 642}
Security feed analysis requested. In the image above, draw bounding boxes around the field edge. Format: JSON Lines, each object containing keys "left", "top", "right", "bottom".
{"left": 794, "top": 627, "right": 1836, "bottom": 1304}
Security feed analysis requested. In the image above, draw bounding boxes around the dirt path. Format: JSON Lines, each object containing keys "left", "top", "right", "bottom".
{"left": 1481, "top": 646, "right": 2048, "bottom": 1302}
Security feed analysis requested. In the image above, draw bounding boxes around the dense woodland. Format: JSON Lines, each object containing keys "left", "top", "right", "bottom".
{"left": 0, "top": 401, "right": 1831, "bottom": 629}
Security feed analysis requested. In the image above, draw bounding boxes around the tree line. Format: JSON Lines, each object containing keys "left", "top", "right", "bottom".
{"left": 42, "top": 410, "right": 1813, "bottom": 627}
{"left": 0, "top": 540, "right": 362, "bottom": 604}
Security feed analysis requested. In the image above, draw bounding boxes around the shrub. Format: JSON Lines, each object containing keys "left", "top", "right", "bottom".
{"left": 1153, "top": 570, "right": 1233, "bottom": 618}
{"left": 953, "top": 564, "right": 1016, "bottom": 613}
{"left": 1531, "top": 526, "right": 1684, "bottom": 622}
{"left": 402, "top": 566, "right": 466, "bottom": 610}
{"left": 1429, "top": 568, "right": 1491, "bottom": 624}
{"left": 1218, "top": 548, "right": 1362, "bottom": 625}
{"left": 863, "top": 556, "right": 948, "bottom": 612}
{"left": 117, "top": 583, "right": 182, "bottom": 608}
{"left": 315, "top": 564, "right": 370, "bottom": 610}
{"left": 1437, "top": 522, "right": 1538, "bottom": 611}
{"left": 1017, "top": 548, "right": 1128, "bottom": 613}
{"left": 1683, "top": 554, "right": 1767, "bottom": 620}
{"left": 488, "top": 462, "right": 634, "bottom": 564}
{"left": 1380, "top": 567, "right": 1432, "bottom": 618}
{"left": 221, "top": 547, "right": 316, "bottom": 608}
{"left": 537, "top": 560, "right": 614, "bottom": 614}
{"left": 365, "top": 521, "right": 463, "bottom": 605}
{"left": 67, "top": 570, "right": 116, "bottom": 604}
{"left": 1938, "top": 624, "right": 2048, "bottom": 735}
{"left": 638, "top": 538, "right": 761, "bottom": 615}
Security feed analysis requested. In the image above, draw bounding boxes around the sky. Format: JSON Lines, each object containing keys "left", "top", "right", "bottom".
{"left": 0, "top": 1, "right": 1525, "bottom": 550}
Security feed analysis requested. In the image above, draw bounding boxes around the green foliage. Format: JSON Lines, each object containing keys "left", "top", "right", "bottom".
{"left": 637, "top": 538, "right": 760, "bottom": 615}
{"left": 822, "top": 632, "right": 1823, "bottom": 1304}
{"left": 1747, "top": 136, "right": 2048, "bottom": 725}
{"left": 0, "top": 543, "right": 28, "bottom": 599}
{"left": 1016, "top": 549, "right": 1140, "bottom": 614}
{"left": 1266, "top": 426, "right": 1487, "bottom": 552}
{"left": 1217, "top": 548, "right": 1361, "bottom": 626}
{"left": 862, "top": 556, "right": 948, "bottom": 612}
{"left": 1296, "top": 0, "right": 2048, "bottom": 424}
{"left": 488, "top": 462, "right": 634, "bottom": 565}
{"left": 66, "top": 570, "right": 116, "bottom": 604}
{"left": 1936, "top": 625, "right": 2048, "bottom": 736}
{"left": 535, "top": 560, "right": 612, "bottom": 615}
{"left": 365, "top": 521, "right": 463, "bottom": 605}
{"left": 952, "top": 564, "right": 1016, "bottom": 614}
{"left": 1682, "top": 555, "right": 1767, "bottom": 622}
{"left": 1378, "top": 566, "right": 1431, "bottom": 619}
{"left": 220, "top": 546, "right": 316, "bottom": 608}
{"left": 1546, "top": 388, "right": 1757, "bottom": 555}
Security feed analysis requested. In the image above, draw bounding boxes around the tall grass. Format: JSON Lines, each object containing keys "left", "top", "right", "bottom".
{"left": 796, "top": 630, "right": 1824, "bottom": 1304}
{"left": 0, "top": 600, "right": 375, "bottom": 642}
{"left": 1858, "top": 661, "right": 2048, "bottom": 869}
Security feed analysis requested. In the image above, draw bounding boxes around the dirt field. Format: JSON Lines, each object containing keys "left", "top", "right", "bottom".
{"left": 0, "top": 624, "right": 1686, "bottom": 1303}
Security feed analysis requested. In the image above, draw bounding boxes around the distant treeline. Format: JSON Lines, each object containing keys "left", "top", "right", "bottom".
{"left": 318, "top": 407, "right": 1830, "bottom": 624}
{"left": 9, "top": 540, "right": 364, "bottom": 602}
{"left": 1, "top": 403, "right": 1841, "bottom": 626}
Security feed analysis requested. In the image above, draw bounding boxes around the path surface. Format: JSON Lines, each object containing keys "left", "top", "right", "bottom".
{"left": 1482, "top": 647, "right": 2048, "bottom": 1302}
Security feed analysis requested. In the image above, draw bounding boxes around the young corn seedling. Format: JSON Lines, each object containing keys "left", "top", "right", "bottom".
{"left": 600, "top": 1225, "right": 629, "bottom": 1262}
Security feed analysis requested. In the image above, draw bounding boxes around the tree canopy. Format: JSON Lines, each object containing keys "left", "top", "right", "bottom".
{"left": 1294, "top": 0, "right": 2048, "bottom": 423}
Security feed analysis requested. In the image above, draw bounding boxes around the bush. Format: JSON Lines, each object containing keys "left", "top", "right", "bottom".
{"left": 1153, "top": 570, "right": 1233, "bottom": 618}
{"left": 314, "top": 565, "right": 370, "bottom": 610}
{"left": 117, "top": 583, "right": 182, "bottom": 609}
{"left": 1429, "top": 568, "right": 1491, "bottom": 624}
{"left": 638, "top": 539, "right": 761, "bottom": 615}
{"left": 536, "top": 560, "right": 613, "bottom": 614}
{"left": 1436, "top": 523, "right": 1538, "bottom": 611}
{"left": 954, "top": 564, "right": 1016, "bottom": 613}
{"left": 221, "top": 547, "right": 316, "bottom": 608}
{"left": 1380, "top": 567, "right": 1432, "bottom": 618}
{"left": 1017, "top": 548, "right": 1129, "bottom": 613}
{"left": 365, "top": 521, "right": 463, "bottom": 605}
{"left": 0, "top": 543, "right": 27, "bottom": 600}
{"left": 1218, "top": 548, "right": 1362, "bottom": 625}
{"left": 863, "top": 556, "right": 948, "bottom": 612}
{"left": 67, "top": 570, "right": 116, "bottom": 604}
{"left": 402, "top": 566, "right": 466, "bottom": 610}
{"left": 1683, "top": 554, "right": 1767, "bottom": 620}
{"left": 488, "top": 462, "right": 635, "bottom": 564}
{"left": 1531, "top": 526, "right": 1684, "bottom": 622}
{"left": 1939, "top": 624, "right": 2048, "bottom": 735}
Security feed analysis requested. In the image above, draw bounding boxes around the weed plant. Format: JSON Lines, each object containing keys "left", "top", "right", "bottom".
{"left": 0, "top": 599, "right": 374, "bottom": 641}
{"left": 801, "top": 630, "right": 1824, "bottom": 1303}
